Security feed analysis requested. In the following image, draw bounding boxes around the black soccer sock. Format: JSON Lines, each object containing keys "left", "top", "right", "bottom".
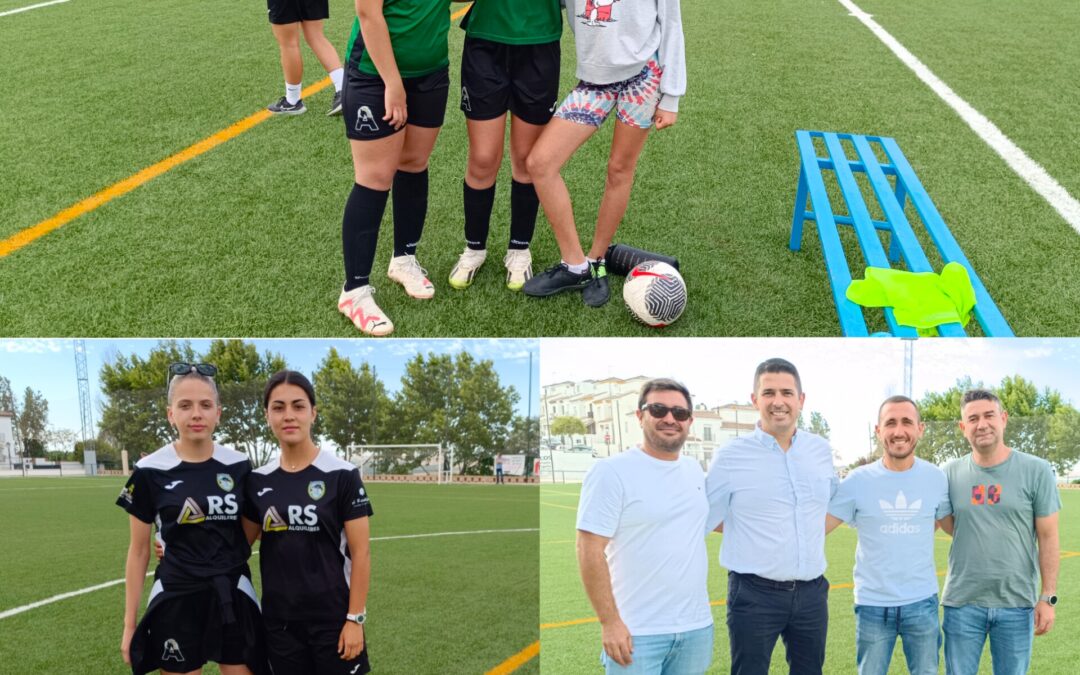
{"left": 342, "top": 183, "right": 389, "bottom": 291}
{"left": 392, "top": 168, "right": 429, "bottom": 258}
{"left": 509, "top": 179, "right": 539, "bottom": 250}
{"left": 463, "top": 180, "right": 496, "bottom": 251}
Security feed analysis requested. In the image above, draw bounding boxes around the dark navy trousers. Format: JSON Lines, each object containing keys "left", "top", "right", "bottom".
{"left": 726, "top": 572, "right": 829, "bottom": 675}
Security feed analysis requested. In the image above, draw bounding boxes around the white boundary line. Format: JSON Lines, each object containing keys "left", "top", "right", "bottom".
{"left": 0, "top": 527, "right": 538, "bottom": 620}
{"left": 838, "top": 0, "right": 1080, "bottom": 233}
{"left": 0, "top": 0, "right": 69, "bottom": 18}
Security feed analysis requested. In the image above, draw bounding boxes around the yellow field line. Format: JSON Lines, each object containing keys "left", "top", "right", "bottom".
{"left": 544, "top": 539, "right": 576, "bottom": 545}
{"left": 0, "top": 4, "right": 473, "bottom": 260}
{"left": 542, "top": 501, "right": 577, "bottom": 511}
{"left": 485, "top": 640, "right": 539, "bottom": 675}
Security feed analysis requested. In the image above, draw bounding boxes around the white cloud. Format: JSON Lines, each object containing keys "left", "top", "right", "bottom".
{"left": 0, "top": 339, "right": 67, "bottom": 354}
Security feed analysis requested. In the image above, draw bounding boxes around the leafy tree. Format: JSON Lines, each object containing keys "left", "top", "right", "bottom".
{"left": 99, "top": 340, "right": 196, "bottom": 457}
{"left": 313, "top": 348, "right": 391, "bottom": 460}
{"left": 550, "top": 416, "right": 587, "bottom": 447}
{"left": 204, "top": 339, "right": 287, "bottom": 467}
{"left": 806, "top": 411, "right": 831, "bottom": 440}
{"left": 917, "top": 375, "right": 1079, "bottom": 474}
{"left": 395, "top": 352, "right": 518, "bottom": 475}
{"left": 17, "top": 387, "right": 49, "bottom": 458}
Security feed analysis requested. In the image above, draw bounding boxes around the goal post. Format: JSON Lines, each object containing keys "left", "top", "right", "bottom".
{"left": 345, "top": 443, "right": 453, "bottom": 484}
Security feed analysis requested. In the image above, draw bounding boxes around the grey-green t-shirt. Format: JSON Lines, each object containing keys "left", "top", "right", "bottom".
{"left": 942, "top": 450, "right": 1061, "bottom": 608}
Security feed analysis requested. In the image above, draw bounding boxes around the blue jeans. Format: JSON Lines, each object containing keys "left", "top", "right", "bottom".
{"left": 600, "top": 624, "right": 714, "bottom": 675}
{"left": 855, "top": 594, "right": 941, "bottom": 675}
{"left": 943, "top": 605, "right": 1033, "bottom": 675}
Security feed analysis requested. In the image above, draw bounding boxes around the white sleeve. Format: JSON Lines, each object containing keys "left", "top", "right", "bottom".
{"left": 704, "top": 448, "right": 730, "bottom": 532}
{"left": 576, "top": 462, "right": 623, "bottom": 537}
{"left": 657, "top": 0, "right": 686, "bottom": 112}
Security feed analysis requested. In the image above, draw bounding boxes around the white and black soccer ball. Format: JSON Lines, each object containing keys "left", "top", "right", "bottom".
{"left": 622, "top": 261, "right": 687, "bottom": 327}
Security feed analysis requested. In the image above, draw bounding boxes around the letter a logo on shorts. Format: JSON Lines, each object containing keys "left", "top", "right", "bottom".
{"left": 177, "top": 497, "right": 206, "bottom": 524}
{"left": 356, "top": 106, "right": 380, "bottom": 132}
{"left": 308, "top": 480, "right": 326, "bottom": 500}
{"left": 162, "top": 638, "right": 185, "bottom": 662}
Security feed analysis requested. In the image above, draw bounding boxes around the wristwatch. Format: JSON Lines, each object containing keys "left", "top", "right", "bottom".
{"left": 1039, "top": 594, "right": 1058, "bottom": 606}
{"left": 346, "top": 612, "right": 367, "bottom": 625}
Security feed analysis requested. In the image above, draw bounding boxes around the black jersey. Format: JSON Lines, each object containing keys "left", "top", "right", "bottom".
{"left": 244, "top": 450, "right": 373, "bottom": 622}
{"left": 116, "top": 444, "right": 252, "bottom": 580}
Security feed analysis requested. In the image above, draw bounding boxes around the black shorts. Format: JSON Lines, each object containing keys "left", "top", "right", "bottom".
{"left": 267, "top": 0, "right": 329, "bottom": 25}
{"left": 343, "top": 65, "right": 450, "bottom": 141}
{"left": 147, "top": 589, "right": 247, "bottom": 669}
{"left": 460, "top": 38, "right": 561, "bottom": 126}
{"left": 265, "top": 619, "right": 371, "bottom": 675}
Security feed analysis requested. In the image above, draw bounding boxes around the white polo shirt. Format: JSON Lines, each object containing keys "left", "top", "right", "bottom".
{"left": 576, "top": 447, "right": 713, "bottom": 635}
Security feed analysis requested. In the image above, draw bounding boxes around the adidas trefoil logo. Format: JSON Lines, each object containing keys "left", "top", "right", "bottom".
{"left": 878, "top": 491, "right": 922, "bottom": 534}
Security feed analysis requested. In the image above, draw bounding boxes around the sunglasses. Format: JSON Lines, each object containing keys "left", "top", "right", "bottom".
{"left": 641, "top": 403, "right": 692, "bottom": 422}
{"left": 168, "top": 362, "right": 218, "bottom": 378}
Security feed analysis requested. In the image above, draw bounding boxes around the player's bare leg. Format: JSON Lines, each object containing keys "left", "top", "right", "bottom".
{"left": 588, "top": 119, "right": 650, "bottom": 259}
{"left": 526, "top": 118, "right": 599, "bottom": 266}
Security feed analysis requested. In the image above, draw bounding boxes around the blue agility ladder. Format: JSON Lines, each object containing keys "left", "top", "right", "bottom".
{"left": 789, "top": 130, "right": 1014, "bottom": 337}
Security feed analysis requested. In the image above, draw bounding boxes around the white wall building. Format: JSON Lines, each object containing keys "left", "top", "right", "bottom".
{"left": 0, "top": 411, "right": 14, "bottom": 467}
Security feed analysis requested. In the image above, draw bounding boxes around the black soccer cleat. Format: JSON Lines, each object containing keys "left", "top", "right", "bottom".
{"left": 522, "top": 262, "right": 591, "bottom": 297}
{"left": 604, "top": 243, "right": 680, "bottom": 276}
{"left": 267, "top": 97, "right": 306, "bottom": 115}
{"left": 583, "top": 259, "right": 610, "bottom": 307}
{"left": 326, "top": 90, "right": 343, "bottom": 116}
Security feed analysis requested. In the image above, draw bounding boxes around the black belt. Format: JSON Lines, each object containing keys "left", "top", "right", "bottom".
{"left": 731, "top": 571, "right": 823, "bottom": 591}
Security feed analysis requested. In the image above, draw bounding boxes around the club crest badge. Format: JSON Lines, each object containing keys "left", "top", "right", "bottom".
{"left": 308, "top": 480, "right": 326, "bottom": 500}
{"left": 216, "top": 473, "right": 234, "bottom": 492}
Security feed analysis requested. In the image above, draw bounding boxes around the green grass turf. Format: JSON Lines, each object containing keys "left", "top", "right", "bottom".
{"left": 1, "top": 0, "right": 1079, "bottom": 336}
{"left": 540, "top": 485, "right": 1080, "bottom": 674}
{"left": 0, "top": 478, "right": 539, "bottom": 674}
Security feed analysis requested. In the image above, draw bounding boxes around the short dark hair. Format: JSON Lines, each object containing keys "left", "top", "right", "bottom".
{"left": 263, "top": 370, "right": 316, "bottom": 409}
{"left": 753, "top": 358, "right": 802, "bottom": 394}
{"left": 878, "top": 395, "right": 920, "bottom": 422}
{"left": 961, "top": 388, "right": 1001, "bottom": 412}
{"left": 637, "top": 378, "right": 692, "bottom": 411}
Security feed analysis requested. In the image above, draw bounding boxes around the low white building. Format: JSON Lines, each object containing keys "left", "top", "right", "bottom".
{"left": 0, "top": 411, "right": 14, "bottom": 467}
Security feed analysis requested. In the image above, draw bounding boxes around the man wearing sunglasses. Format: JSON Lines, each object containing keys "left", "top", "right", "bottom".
{"left": 705, "top": 358, "right": 838, "bottom": 675}
{"left": 576, "top": 379, "right": 713, "bottom": 674}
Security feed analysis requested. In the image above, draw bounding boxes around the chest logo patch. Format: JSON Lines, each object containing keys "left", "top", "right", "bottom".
{"left": 216, "top": 473, "right": 234, "bottom": 492}
{"left": 263, "top": 506, "right": 289, "bottom": 532}
{"left": 971, "top": 484, "right": 1002, "bottom": 505}
{"left": 308, "top": 480, "right": 326, "bottom": 500}
{"left": 177, "top": 497, "right": 206, "bottom": 525}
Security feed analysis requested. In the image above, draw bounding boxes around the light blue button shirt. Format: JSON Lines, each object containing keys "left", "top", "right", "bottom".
{"left": 706, "top": 425, "right": 838, "bottom": 581}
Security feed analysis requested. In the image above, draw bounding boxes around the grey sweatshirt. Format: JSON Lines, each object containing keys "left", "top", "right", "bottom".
{"left": 564, "top": 0, "right": 686, "bottom": 112}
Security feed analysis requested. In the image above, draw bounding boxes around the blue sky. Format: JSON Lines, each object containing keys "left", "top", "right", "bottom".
{"left": 0, "top": 339, "right": 540, "bottom": 440}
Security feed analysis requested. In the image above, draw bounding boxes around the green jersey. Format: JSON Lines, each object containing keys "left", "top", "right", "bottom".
{"left": 941, "top": 450, "right": 1061, "bottom": 608}
{"left": 347, "top": 0, "right": 451, "bottom": 78}
{"left": 462, "top": 0, "right": 562, "bottom": 45}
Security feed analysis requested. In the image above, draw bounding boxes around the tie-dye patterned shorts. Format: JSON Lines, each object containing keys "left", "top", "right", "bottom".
{"left": 554, "top": 56, "right": 663, "bottom": 129}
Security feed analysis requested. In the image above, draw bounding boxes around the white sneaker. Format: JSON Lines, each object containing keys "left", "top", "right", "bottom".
{"left": 387, "top": 254, "right": 435, "bottom": 299}
{"left": 504, "top": 248, "right": 533, "bottom": 291}
{"left": 337, "top": 286, "right": 394, "bottom": 336}
{"left": 448, "top": 247, "right": 488, "bottom": 290}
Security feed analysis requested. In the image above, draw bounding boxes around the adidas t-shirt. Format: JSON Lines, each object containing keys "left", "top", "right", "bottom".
{"left": 243, "top": 450, "right": 374, "bottom": 621}
{"left": 116, "top": 444, "right": 252, "bottom": 580}
{"left": 346, "top": 0, "right": 451, "bottom": 78}
{"left": 828, "top": 458, "right": 951, "bottom": 606}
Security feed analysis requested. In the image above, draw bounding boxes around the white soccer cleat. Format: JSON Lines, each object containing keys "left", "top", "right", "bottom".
{"left": 337, "top": 286, "right": 394, "bottom": 336}
{"left": 448, "top": 247, "right": 488, "bottom": 290}
{"left": 387, "top": 254, "right": 435, "bottom": 299}
{"left": 503, "top": 248, "right": 533, "bottom": 291}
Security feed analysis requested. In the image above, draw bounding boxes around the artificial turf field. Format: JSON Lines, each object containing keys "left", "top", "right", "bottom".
{"left": 2, "top": 0, "right": 1079, "bottom": 337}
{"left": 540, "top": 485, "right": 1080, "bottom": 674}
{"left": 0, "top": 478, "right": 539, "bottom": 674}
